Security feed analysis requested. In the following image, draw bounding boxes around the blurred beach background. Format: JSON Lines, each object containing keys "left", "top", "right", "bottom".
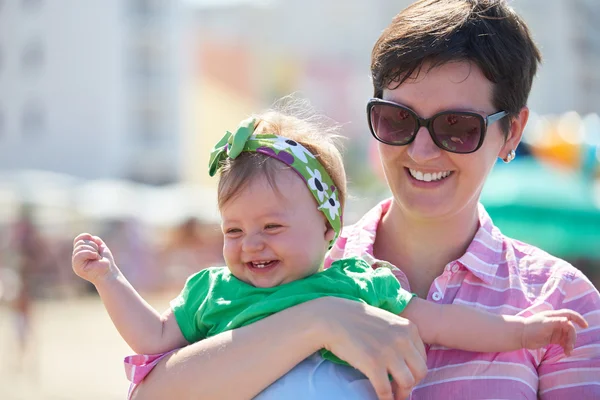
{"left": 0, "top": 0, "right": 599, "bottom": 398}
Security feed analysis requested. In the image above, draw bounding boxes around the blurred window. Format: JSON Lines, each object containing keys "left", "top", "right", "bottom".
{"left": 130, "top": 0, "right": 161, "bottom": 16}
{"left": 21, "top": 101, "right": 44, "bottom": 137}
{"left": 136, "top": 101, "right": 163, "bottom": 145}
{"left": 21, "top": 0, "right": 42, "bottom": 10}
{"left": 21, "top": 41, "right": 44, "bottom": 72}
{"left": 132, "top": 41, "right": 163, "bottom": 77}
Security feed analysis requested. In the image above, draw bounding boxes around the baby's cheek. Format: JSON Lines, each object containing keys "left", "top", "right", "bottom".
{"left": 294, "top": 250, "right": 323, "bottom": 276}
{"left": 222, "top": 241, "right": 237, "bottom": 264}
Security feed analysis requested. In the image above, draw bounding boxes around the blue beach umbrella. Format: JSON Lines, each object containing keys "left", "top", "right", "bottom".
{"left": 481, "top": 158, "right": 600, "bottom": 260}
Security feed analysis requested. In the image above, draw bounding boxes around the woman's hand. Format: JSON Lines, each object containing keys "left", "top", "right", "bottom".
{"left": 313, "top": 297, "right": 428, "bottom": 400}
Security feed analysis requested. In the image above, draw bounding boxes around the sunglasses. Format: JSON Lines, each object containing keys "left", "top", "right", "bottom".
{"left": 367, "top": 98, "right": 508, "bottom": 154}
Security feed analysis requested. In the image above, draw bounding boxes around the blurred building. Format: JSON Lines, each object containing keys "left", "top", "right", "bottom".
{"left": 0, "top": 0, "right": 184, "bottom": 184}
{"left": 514, "top": 0, "right": 600, "bottom": 115}
{"left": 0, "top": 0, "right": 598, "bottom": 188}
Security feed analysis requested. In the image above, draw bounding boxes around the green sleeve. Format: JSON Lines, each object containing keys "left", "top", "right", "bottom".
{"left": 328, "top": 257, "right": 415, "bottom": 314}
{"left": 170, "top": 268, "right": 217, "bottom": 343}
{"left": 370, "top": 264, "right": 416, "bottom": 315}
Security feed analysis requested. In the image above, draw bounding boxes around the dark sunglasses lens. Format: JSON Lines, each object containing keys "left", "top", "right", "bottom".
{"left": 432, "top": 113, "right": 482, "bottom": 153}
{"left": 370, "top": 104, "right": 416, "bottom": 145}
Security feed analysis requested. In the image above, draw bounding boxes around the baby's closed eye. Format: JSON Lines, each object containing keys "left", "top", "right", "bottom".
{"left": 264, "top": 224, "right": 282, "bottom": 230}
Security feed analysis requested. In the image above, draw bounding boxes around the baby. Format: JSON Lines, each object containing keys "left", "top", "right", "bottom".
{"left": 72, "top": 103, "right": 587, "bottom": 399}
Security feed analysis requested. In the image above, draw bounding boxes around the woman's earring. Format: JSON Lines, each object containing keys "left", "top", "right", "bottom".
{"left": 503, "top": 149, "right": 516, "bottom": 163}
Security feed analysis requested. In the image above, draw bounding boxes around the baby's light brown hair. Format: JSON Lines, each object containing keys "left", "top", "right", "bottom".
{"left": 217, "top": 96, "right": 347, "bottom": 218}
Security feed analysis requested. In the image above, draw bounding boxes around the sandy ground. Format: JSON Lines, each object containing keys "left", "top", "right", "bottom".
{"left": 0, "top": 292, "right": 175, "bottom": 400}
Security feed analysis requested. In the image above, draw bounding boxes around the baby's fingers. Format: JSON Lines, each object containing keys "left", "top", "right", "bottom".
{"left": 565, "top": 311, "right": 588, "bottom": 330}
{"left": 560, "top": 321, "right": 576, "bottom": 356}
{"left": 74, "top": 239, "right": 100, "bottom": 254}
{"left": 548, "top": 317, "right": 577, "bottom": 356}
{"left": 73, "top": 233, "right": 107, "bottom": 251}
{"left": 545, "top": 309, "right": 588, "bottom": 329}
{"left": 73, "top": 233, "right": 95, "bottom": 246}
{"left": 72, "top": 249, "right": 100, "bottom": 264}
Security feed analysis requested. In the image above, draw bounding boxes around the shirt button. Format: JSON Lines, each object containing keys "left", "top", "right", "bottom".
{"left": 432, "top": 292, "right": 442, "bottom": 301}
{"left": 451, "top": 264, "right": 460, "bottom": 273}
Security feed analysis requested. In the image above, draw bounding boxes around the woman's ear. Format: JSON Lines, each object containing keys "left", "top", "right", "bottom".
{"left": 500, "top": 106, "right": 529, "bottom": 158}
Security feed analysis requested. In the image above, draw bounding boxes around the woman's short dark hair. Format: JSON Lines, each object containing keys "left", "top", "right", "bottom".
{"left": 371, "top": 0, "right": 542, "bottom": 134}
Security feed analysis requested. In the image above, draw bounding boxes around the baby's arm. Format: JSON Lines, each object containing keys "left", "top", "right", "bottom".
{"left": 72, "top": 233, "right": 188, "bottom": 354}
{"left": 402, "top": 298, "right": 588, "bottom": 354}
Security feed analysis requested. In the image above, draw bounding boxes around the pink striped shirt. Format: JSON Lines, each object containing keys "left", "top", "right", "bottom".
{"left": 325, "top": 198, "right": 600, "bottom": 399}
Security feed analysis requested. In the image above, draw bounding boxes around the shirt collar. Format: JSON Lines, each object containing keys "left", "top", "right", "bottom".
{"left": 456, "top": 203, "right": 505, "bottom": 284}
{"left": 341, "top": 198, "right": 506, "bottom": 285}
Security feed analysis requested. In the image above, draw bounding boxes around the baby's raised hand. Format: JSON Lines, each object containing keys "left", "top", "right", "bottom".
{"left": 72, "top": 233, "right": 118, "bottom": 285}
{"left": 521, "top": 309, "right": 588, "bottom": 356}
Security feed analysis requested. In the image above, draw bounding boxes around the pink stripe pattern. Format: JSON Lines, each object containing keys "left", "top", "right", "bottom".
{"left": 124, "top": 351, "right": 175, "bottom": 399}
{"left": 325, "top": 198, "right": 600, "bottom": 399}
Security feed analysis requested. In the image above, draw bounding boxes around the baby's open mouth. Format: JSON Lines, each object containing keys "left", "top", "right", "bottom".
{"left": 248, "top": 260, "right": 278, "bottom": 269}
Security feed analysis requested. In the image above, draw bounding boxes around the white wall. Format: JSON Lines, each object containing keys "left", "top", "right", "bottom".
{"left": 513, "top": 0, "right": 600, "bottom": 115}
{"left": 0, "top": 0, "right": 183, "bottom": 183}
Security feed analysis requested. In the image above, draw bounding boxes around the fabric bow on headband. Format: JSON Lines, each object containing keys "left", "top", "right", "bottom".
{"left": 208, "top": 117, "right": 342, "bottom": 247}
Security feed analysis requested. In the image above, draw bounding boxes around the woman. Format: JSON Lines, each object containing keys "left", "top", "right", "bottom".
{"left": 130, "top": 1, "right": 600, "bottom": 399}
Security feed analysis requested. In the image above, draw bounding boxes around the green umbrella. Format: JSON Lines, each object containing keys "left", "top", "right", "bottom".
{"left": 480, "top": 158, "right": 600, "bottom": 259}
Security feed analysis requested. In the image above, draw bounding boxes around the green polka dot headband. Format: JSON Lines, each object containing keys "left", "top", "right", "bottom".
{"left": 208, "top": 117, "right": 341, "bottom": 247}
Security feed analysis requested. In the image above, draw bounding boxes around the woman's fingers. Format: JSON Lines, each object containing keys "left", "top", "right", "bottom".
{"left": 342, "top": 338, "right": 422, "bottom": 400}
{"left": 404, "top": 342, "right": 428, "bottom": 385}
{"left": 406, "top": 323, "right": 427, "bottom": 369}
{"left": 363, "top": 367, "right": 394, "bottom": 400}
{"left": 392, "top": 380, "right": 411, "bottom": 400}
{"left": 389, "top": 342, "right": 427, "bottom": 399}
{"left": 389, "top": 361, "right": 415, "bottom": 399}
{"left": 390, "top": 322, "right": 427, "bottom": 387}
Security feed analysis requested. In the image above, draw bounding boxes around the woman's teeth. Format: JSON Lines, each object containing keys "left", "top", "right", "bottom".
{"left": 409, "top": 169, "right": 452, "bottom": 182}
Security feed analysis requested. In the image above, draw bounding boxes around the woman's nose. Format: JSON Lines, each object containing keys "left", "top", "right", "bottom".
{"left": 406, "top": 126, "right": 443, "bottom": 163}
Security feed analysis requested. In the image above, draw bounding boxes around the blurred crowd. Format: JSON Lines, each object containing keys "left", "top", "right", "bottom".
{"left": 0, "top": 204, "right": 224, "bottom": 358}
